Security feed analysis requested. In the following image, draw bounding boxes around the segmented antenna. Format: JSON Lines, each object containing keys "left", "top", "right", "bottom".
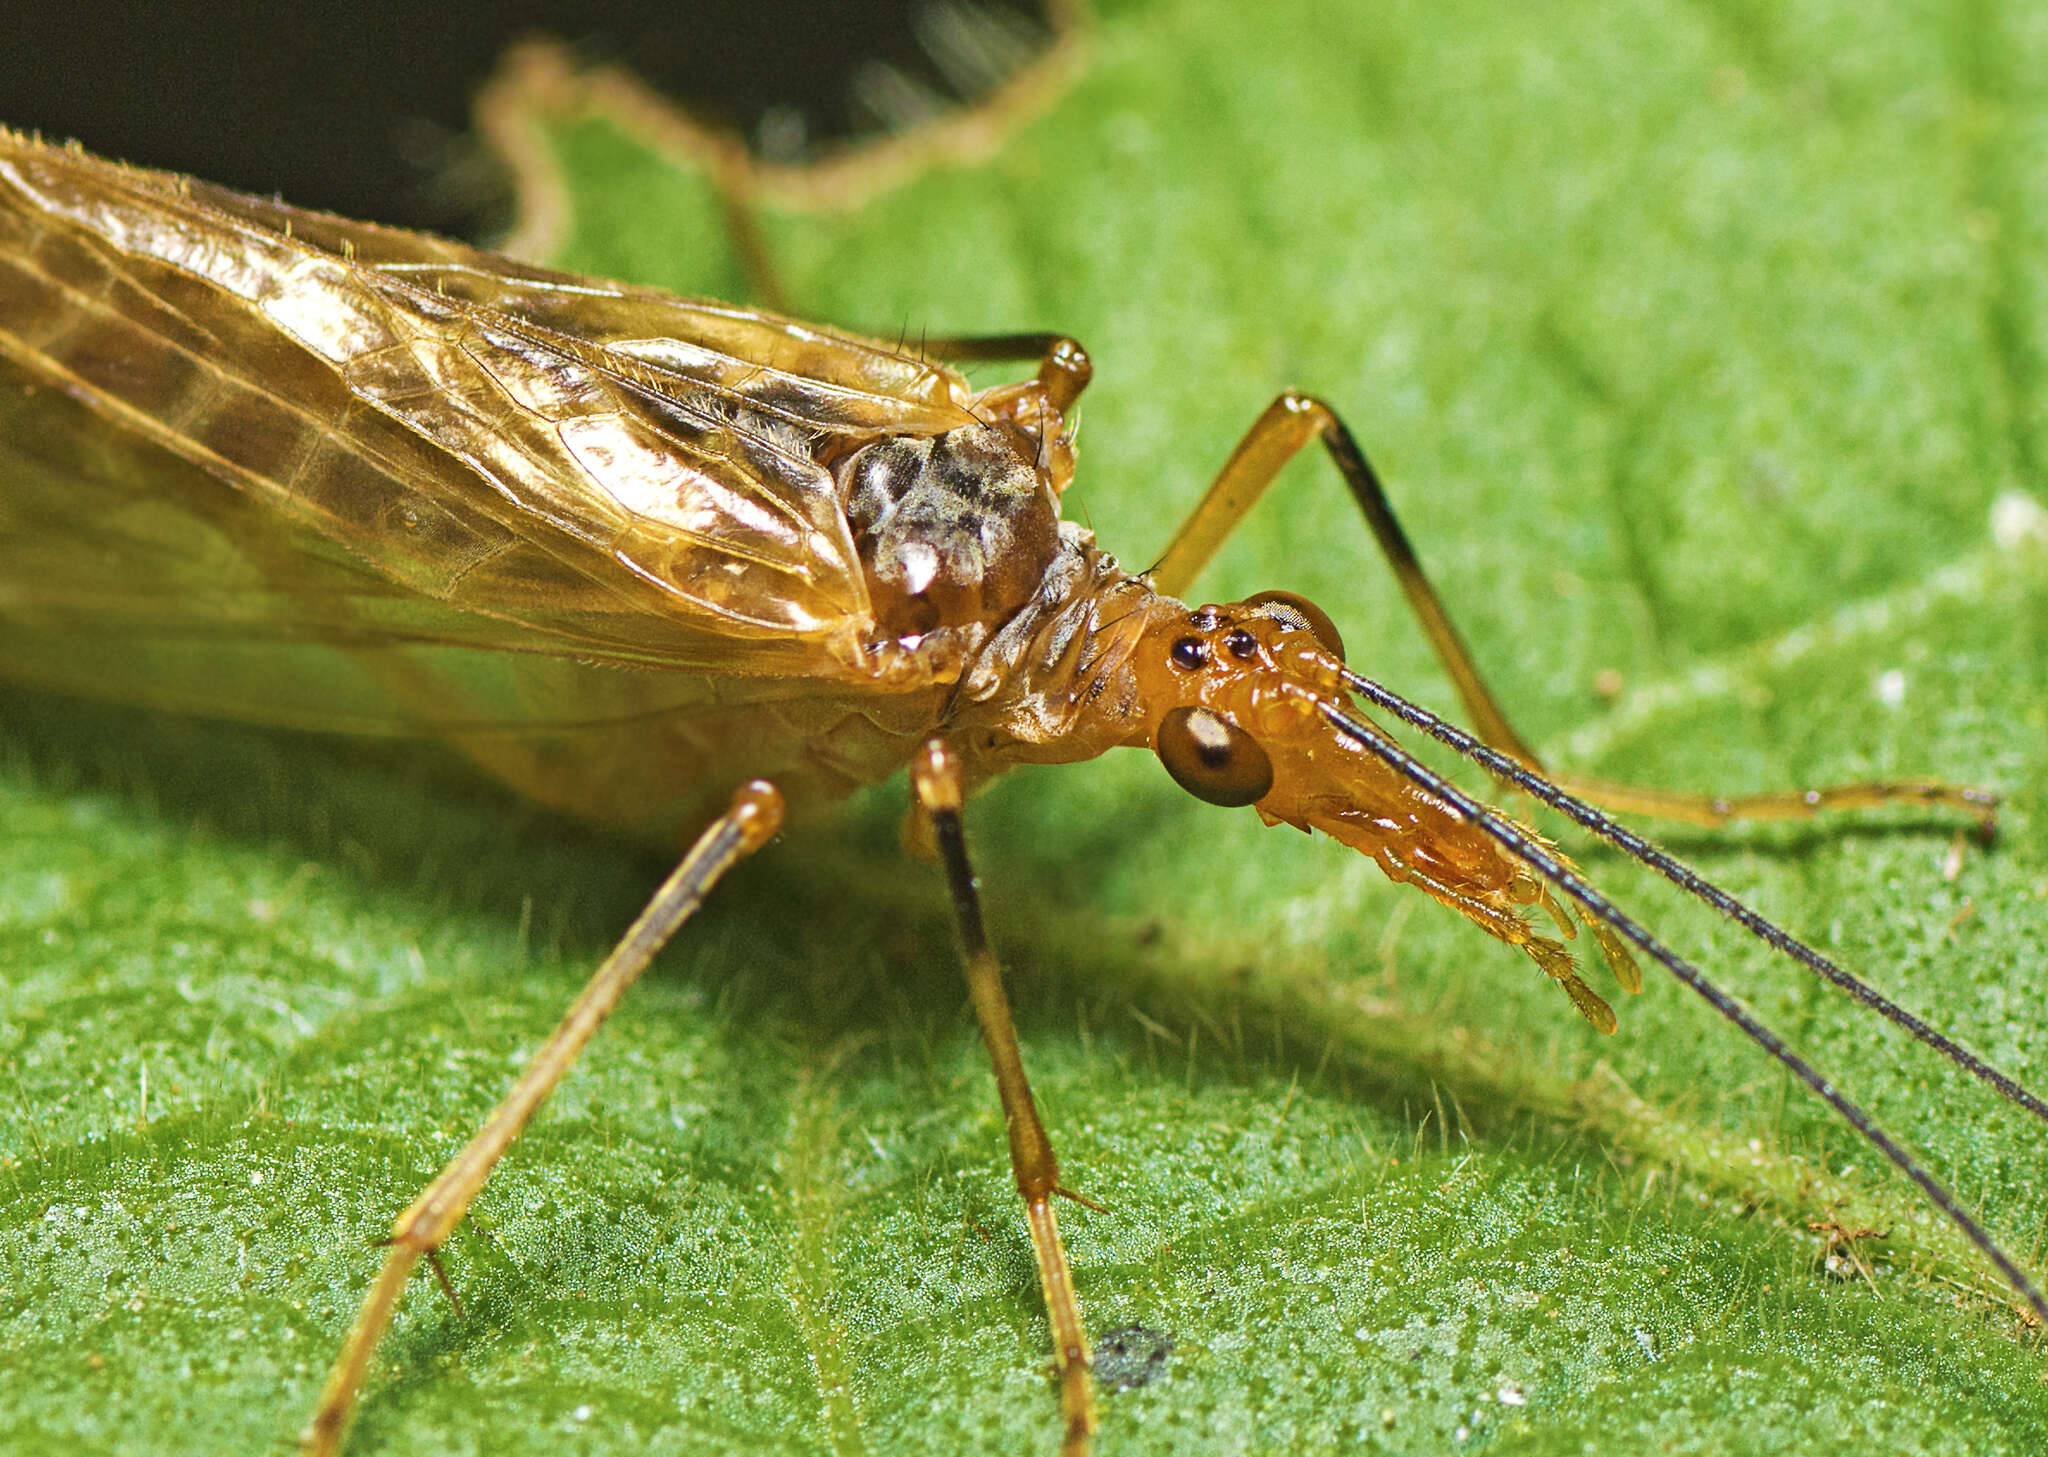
{"left": 1332, "top": 663, "right": 2048, "bottom": 1129}
{"left": 1311, "top": 681, "right": 2048, "bottom": 1327}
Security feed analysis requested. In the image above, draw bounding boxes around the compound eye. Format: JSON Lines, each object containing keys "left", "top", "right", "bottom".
{"left": 1243, "top": 589, "right": 1346, "bottom": 662}
{"left": 1155, "top": 706, "right": 1274, "bottom": 808}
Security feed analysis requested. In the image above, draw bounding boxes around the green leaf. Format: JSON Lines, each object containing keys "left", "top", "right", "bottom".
{"left": 5, "top": 1, "right": 2047, "bottom": 1453}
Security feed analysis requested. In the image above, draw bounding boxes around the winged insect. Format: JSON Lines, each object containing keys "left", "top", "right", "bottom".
{"left": 0, "top": 131, "right": 2038, "bottom": 1455}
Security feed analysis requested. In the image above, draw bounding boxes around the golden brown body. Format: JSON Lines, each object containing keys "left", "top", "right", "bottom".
{"left": 0, "top": 132, "right": 1538, "bottom": 919}
{"left": 0, "top": 132, "right": 1007, "bottom": 829}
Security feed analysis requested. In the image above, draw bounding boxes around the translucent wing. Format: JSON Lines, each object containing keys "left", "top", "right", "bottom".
{"left": 0, "top": 130, "right": 980, "bottom": 712}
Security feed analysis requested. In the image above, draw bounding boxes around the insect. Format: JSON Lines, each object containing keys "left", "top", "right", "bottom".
{"left": 0, "top": 128, "right": 2042, "bottom": 1454}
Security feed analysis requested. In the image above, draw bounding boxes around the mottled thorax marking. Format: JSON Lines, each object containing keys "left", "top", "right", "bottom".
{"left": 840, "top": 421, "right": 1063, "bottom": 638}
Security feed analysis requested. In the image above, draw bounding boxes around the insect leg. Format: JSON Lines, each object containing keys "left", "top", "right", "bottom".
{"left": 919, "top": 333, "right": 1093, "bottom": 413}
{"left": 1153, "top": 393, "right": 1997, "bottom": 831}
{"left": 300, "top": 782, "right": 785, "bottom": 1457}
{"left": 683, "top": 134, "right": 797, "bottom": 314}
{"left": 911, "top": 738, "right": 1098, "bottom": 1457}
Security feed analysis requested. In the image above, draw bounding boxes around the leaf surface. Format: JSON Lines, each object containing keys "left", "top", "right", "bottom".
{"left": 4, "top": 2, "right": 2047, "bottom": 1453}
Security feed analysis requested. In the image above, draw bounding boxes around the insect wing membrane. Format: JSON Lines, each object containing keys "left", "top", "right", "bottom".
{"left": 0, "top": 131, "right": 987, "bottom": 826}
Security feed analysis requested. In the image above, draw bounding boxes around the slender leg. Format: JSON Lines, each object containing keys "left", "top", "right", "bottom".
{"left": 1152, "top": 393, "right": 1998, "bottom": 832}
{"left": 716, "top": 182, "right": 793, "bottom": 315}
{"left": 300, "top": 782, "right": 785, "bottom": 1457}
{"left": 911, "top": 739, "right": 1098, "bottom": 1457}
{"left": 920, "top": 332, "right": 1094, "bottom": 414}
{"left": 697, "top": 140, "right": 796, "bottom": 315}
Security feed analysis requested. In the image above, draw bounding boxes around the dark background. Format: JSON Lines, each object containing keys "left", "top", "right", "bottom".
{"left": 2, "top": 1, "right": 1057, "bottom": 239}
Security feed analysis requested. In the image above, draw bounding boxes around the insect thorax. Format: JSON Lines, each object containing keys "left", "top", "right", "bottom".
{"left": 839, "top": 422, "right": 1065, "bottom": 639}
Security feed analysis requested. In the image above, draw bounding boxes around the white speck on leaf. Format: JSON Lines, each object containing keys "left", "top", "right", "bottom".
{"left": 1991, "top": 490, "right": 2048, "bottom": 552}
